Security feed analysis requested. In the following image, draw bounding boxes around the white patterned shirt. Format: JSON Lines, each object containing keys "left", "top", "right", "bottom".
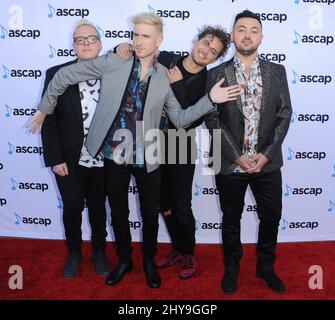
{"left": 78, "top": 79, "right": 104, "bottom": 168}
{"left": 233, "top": 56, "right": 262, "bottom": 173}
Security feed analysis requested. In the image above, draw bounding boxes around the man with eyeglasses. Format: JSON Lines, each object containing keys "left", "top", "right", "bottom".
{"left": 115, "top": 25, "right": 231, "bottom": 281}
{"left": 41, "top": 20, "right": 110, "bottom": 279}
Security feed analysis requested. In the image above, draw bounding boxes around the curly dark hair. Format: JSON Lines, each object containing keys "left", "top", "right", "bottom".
{"left": 197, "top": 26, "right": 231, "bottom": 58}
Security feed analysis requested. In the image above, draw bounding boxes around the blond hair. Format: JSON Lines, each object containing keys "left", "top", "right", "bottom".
{"left": 73, "top": 19, "right": 100, "bottom": 39}
{"left": 131, "top": 12, "right": 163, "bottom": 34}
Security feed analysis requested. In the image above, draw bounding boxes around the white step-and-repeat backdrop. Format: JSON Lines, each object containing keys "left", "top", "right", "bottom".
{"left": 1, "top": 0, "right": 334, "bottom": 244}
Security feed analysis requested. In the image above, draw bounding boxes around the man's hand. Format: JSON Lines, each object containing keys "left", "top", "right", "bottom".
{"left": 247, "top": 153, "right": 269, "bottom": 173}
{"left": 167, "top": 66, "right": 183, "bottom": 84}
{"left": 116, "top": 42, "right": 132, "bottom": 59}
{"left": 235, "top": 154, "right": 256, "bottom": 171}
{"left": 52, "top": 163, "right": 69, "bottom": 176}
{"left": 26, "top": 110, "right": 46, "bottom": 134}
{"left": 209, "top": 79, "right": 242, "bottom": 103}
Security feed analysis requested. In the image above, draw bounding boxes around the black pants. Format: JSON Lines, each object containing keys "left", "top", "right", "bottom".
{"left": 215, "top": 170, "right": 282, "bottom": 269}
{"left": 104, "top": 159, "right": 161, "bottom": 262}
{"left": 159, "top": 163, "right": 196, "bottom": 255}
{"left": 55, "top": 165, "right": 107, "bottom": 252}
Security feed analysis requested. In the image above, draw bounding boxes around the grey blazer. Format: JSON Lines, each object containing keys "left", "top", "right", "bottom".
{"left": 38, "top": 51, "right": 216, "bottom": 172}
{"left": 205, "top": 57, "right": 292, "bottom": 175}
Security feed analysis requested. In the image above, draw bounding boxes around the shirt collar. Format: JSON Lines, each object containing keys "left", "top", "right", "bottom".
{"left": 234, "top": 55, "right": 260, "bottom": 73}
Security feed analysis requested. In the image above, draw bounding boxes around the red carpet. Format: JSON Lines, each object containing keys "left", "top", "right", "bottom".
{"left": 0, "top": 238, "right": 334, "bottom": 300}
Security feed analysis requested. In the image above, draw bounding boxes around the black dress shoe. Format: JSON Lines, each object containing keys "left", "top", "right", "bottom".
{"left": 92, "top": 249, "right": 111, "bottom": 277}
{"left": 63, "top": 250, "right": 82, "bottom": 279}
{"left": 105, "top": 261, "right": 133, "bottom": 286}
{"left": 144, "top": 260, "right": 161, "bottom": 289}
{"left": 221, "top": 271, "right": 239, "bottom": 294}
{"left": 256, "top": 269, "right": 286, "bottom": 293}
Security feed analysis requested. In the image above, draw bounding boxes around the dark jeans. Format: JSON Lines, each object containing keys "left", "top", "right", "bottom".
{"left": 215, "top": 170, "right": 282, "bottom": 269}
{"left": 104, "top": 159, "right": 161, "bottom": 262}
{"left": 159, "top": 163, "right": 196, "bottom": 255}
{"left": 55, "top": 165, "right": 107, "bottom": 252}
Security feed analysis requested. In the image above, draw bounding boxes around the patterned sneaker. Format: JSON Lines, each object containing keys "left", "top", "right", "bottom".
{"left": 155, "top": 250, "right": 182, "bottom": 268}
{"left": 179, "top": 255, "right": 196, "bottom": 280}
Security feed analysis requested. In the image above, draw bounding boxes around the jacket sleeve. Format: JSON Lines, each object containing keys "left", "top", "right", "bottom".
{"left": 164, "top": 86, "right": 215, "bottom": 128}
{"left": 260, "top": 65, "right": 292, "bottom": 162}
{"left": 37, "top": 51, "right": 126, "bottom": 114}
{"left": 41, "top": 68, "right": 64, "bottom": 167}
{"left": 204, "top": 68, "right": 242, "bottom": 163}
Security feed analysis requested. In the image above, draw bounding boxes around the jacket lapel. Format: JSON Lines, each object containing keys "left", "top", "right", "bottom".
{"left": 260, "top": 58, "right": 270, "bottom": 114}
{"left": 70, "top": 84, "right": 84, "bottom": 126}
{"left": 225, "top": 58, "right": 243, "bottom": 116}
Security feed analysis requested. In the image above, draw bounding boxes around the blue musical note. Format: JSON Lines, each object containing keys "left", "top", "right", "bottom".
{"left": 15, "top": 213, "right": 21, "bottom": 225}
{"left": 287, "top": 148, "right": 295, "bottom": 161}
{"left": 2, "top": 64, "right": 10, "bottom": 79}
{"left": 195, "top": 219, "right": 201, "bottom": 231}
{"left": 148, "top": 5, "right": 156, "bottom": 14}
{"left": 194, "top": 183, "right": 201, "bottom": 196}
{"left": 328, "top": 200, "right": 335, "bottom": 213}
{"left": 5, "top": 104, "right": 12, "bottom": 117}
{"left": 332, "top": 164, "right": 335, "bottom": 177}
{"left": 0, "top": 25, "right": 8, "bottom": 39}
{"left": 291, "top": 70, "right": 299, "bottom": 84}
{"left": 48, "top": 3, "right": 55, "bottom": 18}
{"left": 293, "top": 30, "right": 301, "bottom": 44}
{"left": 96, "top": 25, "right": 104, "bottom": 39}
{"left": 57, "top": 197, "right": 63, "bottom": 209}
{"left": 281, "top": 218, "right": 289, "bottom": 230}
{"left": 48, "top": 44, "right": 56, "bottom": 58}
{"left": 8, "top": 142, "right": 15, "bottom": 155}
{"left": 290, "top": 112, "right": 297, "bottom": 123}
{"left": 284, "top": 184, "right": 292, "bottom": 197}
{"left": 11, "top": 178, "right": 18, "bottom": 191}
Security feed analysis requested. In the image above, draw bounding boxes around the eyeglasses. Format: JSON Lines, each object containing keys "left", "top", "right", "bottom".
{"left": 73, "top": 35, "right": 100, "bottom": 45}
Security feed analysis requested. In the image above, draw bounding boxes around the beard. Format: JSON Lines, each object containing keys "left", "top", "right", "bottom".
{"left": 236, "top": 46, "right": 258, "bottom": 57}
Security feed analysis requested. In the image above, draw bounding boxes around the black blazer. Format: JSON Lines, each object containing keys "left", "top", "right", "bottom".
{"left": 205, "top": 57, "right": 292, "bottom": 175}
{"left": 41, "top": 60, "right": 85, "bottom": 173}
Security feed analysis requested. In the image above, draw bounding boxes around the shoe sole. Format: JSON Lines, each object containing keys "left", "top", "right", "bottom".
{"left": 105, "top": 265, "right": 133, "bottom": 286}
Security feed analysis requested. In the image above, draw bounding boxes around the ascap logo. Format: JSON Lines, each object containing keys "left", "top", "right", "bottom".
{"left": 245, "top": 205, "right": 257, "bottom": 212}
{"left": 14, "top": 213, "right": 51, "bottom": 226}
{"left": 293, "top": 30, "right": 334, "bottom": 45}
{"left": 201, "top": 222, "right": 222, "bottom": 229}
{"left": 194, "top": 183, "right": 219, "bottom": 196}
{"left": 0, "top": 25, "right": 40, "bottom": 39}
{"left": 4, "top": 104, "right": 37, "bottom": 117}
{"left": 292, "top": 70, "right": 332, "bottom": 85}
{"left": 129, "top": 221, "right": 141, "bottom": 229}
{"left": 256, "top": 12, "right": 287, "bottom": 23}
{"left": 291, "top": 112, "right": 329, "bottom": 124}
{"left": 259, "top": 53, "right": 286, "bottom": 63}
{"left": 284, "top": 184, "right": 322, "bottom": 196}
{"left": 2, "top": 65, "right": 42, "bottom": 79}
{"left": 281, "top": 218, "right": 319, "bottom": 230}
{"left": 168, "top": 50, "right": 189, "bottom": 57}
{"left": 11, "top": 178, "right": 49, "bottom": 192}
{"left": 8, "top": 142, "right": 43, "bottom": 156}
{"left": 48, "top": 44, "right": 75, "bottom": 58}
{"left": 128, "top": 186, "right": 138, "bottom": 195}
{"left": 47, "top": 4, "right": 89, "bottom": 18}
{"left": 148, "top": 5, "right": 190, "bottom": 20}
{"left": 294, "top": 0, "right": 335, "bottom": 5}
{"left": 287, "top": 148, "right": 326, "bottom": 161}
